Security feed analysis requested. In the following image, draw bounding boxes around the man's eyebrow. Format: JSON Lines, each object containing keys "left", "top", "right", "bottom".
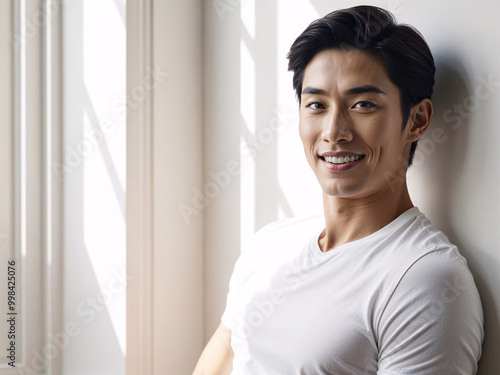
{"left": 301, "top": 86, "right": 328, "bottom": 96}
{"left": 344, "top": 85, "right": 386, "bottom": 96}
{"left": 301, "top": 85, "right": 387, "bottom": 96}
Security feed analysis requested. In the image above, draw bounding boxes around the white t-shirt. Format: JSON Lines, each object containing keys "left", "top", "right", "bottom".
{"left": 221, "top": 207, "right": 484, "bottom": 374}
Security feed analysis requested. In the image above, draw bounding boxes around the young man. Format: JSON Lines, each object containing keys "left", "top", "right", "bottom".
{"left": 194, "top": 6, "right": 483, "bottom": 374}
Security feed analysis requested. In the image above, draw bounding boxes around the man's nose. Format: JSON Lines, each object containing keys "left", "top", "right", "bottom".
{"left": 321, "top": 108, "right": 353, "bottom": 144}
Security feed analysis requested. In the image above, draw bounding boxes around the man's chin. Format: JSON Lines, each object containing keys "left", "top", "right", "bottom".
{"left": 319, "top": 181, "right": 365, "bottom": 199}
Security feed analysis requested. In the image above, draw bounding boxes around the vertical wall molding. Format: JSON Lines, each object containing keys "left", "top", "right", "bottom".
{"left": 126, "top": 1, "right": 154, "bottom": 374}
{"left": 44, "top": 0, "right": 64, "bottom": 374}
{"left": 0, "top": 0, "right": 16, "bottom": 368}
{"left": 11, "top": 1, "right": 29, "bottom": 369}
{"left": 127, "top": 0, "right": 205, "bottom": 372}
{"left": 0, "top": 0, "right": 62, "bottom": 374}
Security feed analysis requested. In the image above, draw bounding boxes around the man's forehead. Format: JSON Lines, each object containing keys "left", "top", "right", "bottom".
{"left": 302, "top": 49, "right": 392, "bottom": 93}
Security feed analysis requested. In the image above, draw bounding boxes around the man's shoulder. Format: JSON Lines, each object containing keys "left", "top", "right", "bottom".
{"left": 400, "top": 209, "right": 462, "bottom": 257}
{"left": 362, "top": 208, "right": 469, "bottom": 286}
{"left": 379, "top": 209, "right": 473, "bottom": 294}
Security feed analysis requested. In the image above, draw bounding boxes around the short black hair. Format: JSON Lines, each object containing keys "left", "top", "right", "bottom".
{"left": 287, "top": 5, "right": 435, "bottom": 166}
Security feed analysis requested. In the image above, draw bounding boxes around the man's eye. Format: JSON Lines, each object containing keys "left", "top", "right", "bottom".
{"left": 306, "top": 102, "right": 325, "bottom": 110}
{"left": 353, "top": 101, "right": 375, "bottom": 109}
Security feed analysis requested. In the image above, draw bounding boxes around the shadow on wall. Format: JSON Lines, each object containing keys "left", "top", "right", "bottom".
{"left": 414, "top": 53, "right": 500, "bottom": 374}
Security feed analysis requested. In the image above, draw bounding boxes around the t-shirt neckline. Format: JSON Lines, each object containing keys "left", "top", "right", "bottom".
{"left": 309, "top": 206, "right": 421, "bottom": 260}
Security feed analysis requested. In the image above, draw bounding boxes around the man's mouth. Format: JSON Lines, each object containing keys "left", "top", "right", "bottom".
{"left": 321, "top": 155, "right": 364, "bottom": 165}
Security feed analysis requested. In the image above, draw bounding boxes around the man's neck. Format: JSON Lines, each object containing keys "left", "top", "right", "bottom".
{"left": 318, "top": 182, "right": 414, "bottom": 252}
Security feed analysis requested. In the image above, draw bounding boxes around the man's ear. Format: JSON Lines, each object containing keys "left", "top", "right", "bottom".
{"left": 407, "top": 98, "right": 433, "bottom": 143}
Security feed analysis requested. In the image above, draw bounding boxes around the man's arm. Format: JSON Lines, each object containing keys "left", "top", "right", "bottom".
{"left": 192, "top": 322, "right": 234, "bottom": 375}
{"left": 377, "top": 250, "right": 483, "bottom": 374}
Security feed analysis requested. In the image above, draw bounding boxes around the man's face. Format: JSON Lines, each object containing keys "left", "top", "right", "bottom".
{"left": 299, "top": 48, "right": 415, "bottom": 200}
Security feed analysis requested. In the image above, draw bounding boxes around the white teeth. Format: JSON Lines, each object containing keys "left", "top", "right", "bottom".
{"left": 324, "top": 155, "right": 361, "bottom": 164}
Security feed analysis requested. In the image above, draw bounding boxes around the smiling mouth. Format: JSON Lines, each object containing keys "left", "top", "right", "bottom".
{"left": 321, "top": 155, "right": 364, "bottom": 164}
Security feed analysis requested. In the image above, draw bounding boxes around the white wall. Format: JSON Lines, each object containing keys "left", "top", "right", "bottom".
{"left": 63, "top": 0, "right": 126, "bottom": 374}
{"left": 202, "top": 0, "right": 500, "bottom": 373}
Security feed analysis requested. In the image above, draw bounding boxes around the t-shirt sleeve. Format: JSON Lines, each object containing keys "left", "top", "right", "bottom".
{"left": 220, "top": 253, "right": 246, "bottom": 331}
{"left": 377, "top": 249, "right": 484, "bottom": 375}
{"left": 220, "top": 218, "right": 294, "bottom": 331}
